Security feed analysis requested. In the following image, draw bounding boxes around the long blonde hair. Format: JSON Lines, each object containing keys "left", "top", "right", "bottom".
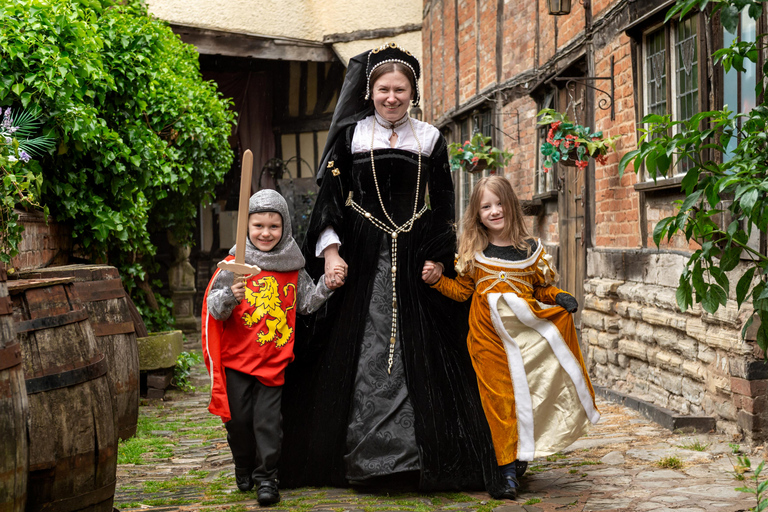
{"left": 456, "top": 176, "right": 532, "bottom": 274}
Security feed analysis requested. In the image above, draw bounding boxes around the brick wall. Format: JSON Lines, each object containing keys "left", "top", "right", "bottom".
{"left": 421, "top": 0, "right": 761, "bottom": 439}
{"left": 8, "top": 209, "right": 72, "bottom": 272}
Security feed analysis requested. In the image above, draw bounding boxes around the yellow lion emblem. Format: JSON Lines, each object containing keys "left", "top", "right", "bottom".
{"left": 241, "top": 276, "right": 296, "bottom": 347}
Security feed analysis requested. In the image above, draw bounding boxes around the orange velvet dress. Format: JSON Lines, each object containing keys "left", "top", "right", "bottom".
{"left": 432, "top": 240, "right": 599, "bottom": 465}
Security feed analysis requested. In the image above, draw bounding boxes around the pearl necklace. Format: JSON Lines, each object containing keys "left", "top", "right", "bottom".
{"left": 345, "top": 114, "right": 426, "bottom": 374}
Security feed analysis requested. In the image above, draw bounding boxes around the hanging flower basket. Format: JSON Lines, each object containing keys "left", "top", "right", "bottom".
{"left": 449, "top": 132, "right": 513, "bottom": 174}
{"left": 467, "top": 159, "right": 487, "bottom": 174}
{"left": 537, "top": 108, "right": 620, "bottom": 172}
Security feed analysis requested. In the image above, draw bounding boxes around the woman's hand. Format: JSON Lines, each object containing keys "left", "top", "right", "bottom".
{"left": 323, "top": 244, "right": 348, "bottom": 288}
{"left": 421, "top": 260, "right": 443, "bottom": 285}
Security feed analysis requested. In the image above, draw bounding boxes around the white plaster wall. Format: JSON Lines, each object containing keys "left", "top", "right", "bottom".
{"left": 146, "top": 0, "right": 421, "bottom": 45}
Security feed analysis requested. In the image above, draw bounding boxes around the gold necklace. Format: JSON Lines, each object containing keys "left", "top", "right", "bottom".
{"left": 345, "top": 115, "right": 425, "bottom": 374}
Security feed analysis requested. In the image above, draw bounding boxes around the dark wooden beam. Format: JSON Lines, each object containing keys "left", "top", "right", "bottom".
{"left": 322, "top": 24, "right": 422, "bottom": 44}
{"left": 170, "top": 24, "right": 335, "bottom": 62}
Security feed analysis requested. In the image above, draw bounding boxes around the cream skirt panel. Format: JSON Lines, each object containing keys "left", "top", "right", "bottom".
{"left": 487, "top": 293, "right": 599, "bottom": 461}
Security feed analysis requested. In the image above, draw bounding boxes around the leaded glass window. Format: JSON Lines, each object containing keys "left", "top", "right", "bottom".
{"left": 642, "top": 14, "right": 702, "bottom": 178}
{"left": 645, "top": 28, "right": 667, "bottom": 117}
{"left": 723, "top": 9, "right": 757, "bottom": 160}
{"left": 675, "top": 16, "right": 698, "bottom": 172}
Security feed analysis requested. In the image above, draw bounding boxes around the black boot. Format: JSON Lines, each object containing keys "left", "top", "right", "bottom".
{"left": 234, "top": 467, "right": 254, "bottom": 492}
{"left": 257, "top": 479, "right": 280, "bottom": 506}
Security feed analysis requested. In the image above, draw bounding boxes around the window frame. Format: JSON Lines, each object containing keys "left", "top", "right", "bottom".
{"left": 639, "top": 12, "right": 704, "bottom": 180}
{"left": 451, "top": 108, "right": 497, "bottom": 219}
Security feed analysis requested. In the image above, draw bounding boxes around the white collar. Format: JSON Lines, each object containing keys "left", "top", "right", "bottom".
{"left": 474, "top": 239, "right": 543, "bottom": 269}
{"left": 374, "top": 111, "right": 409, "bottom": 130}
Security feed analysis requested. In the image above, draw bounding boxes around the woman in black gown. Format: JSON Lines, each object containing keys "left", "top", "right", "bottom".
{"left": 280, "top": 43, "right": 508, "bottom": 499}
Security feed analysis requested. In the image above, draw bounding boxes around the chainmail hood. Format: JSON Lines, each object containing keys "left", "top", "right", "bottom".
{"left": 228, "top": 189, "right": 305, "bottom": 272}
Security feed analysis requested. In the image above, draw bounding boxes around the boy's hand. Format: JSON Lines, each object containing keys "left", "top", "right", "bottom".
{"left": 231, "top": 277, "right": 246, "bottom": 301}
{"left": 421, "top": 260, "right": 443, "bottom": 285}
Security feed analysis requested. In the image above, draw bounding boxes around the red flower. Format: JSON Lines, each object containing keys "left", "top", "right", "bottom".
{"left": 576, "top": 159, "right": 589, "bottom": 170}
{"left": 551, "top": 121, "right": 562, "bottom": 130}
{"left": 471, "top": 156, "right": 479, "bottom": 163}
{"left": 553, "top": 139, "right": 561, "bottom": 147}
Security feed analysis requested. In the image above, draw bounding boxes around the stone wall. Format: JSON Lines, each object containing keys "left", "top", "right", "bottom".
{"left": 583, "top": 248, "right": 762, "bottom": 440}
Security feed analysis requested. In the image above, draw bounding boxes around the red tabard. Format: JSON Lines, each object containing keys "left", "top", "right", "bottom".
{"left": 202, "top": 257, "right": 299, "bottom": 422}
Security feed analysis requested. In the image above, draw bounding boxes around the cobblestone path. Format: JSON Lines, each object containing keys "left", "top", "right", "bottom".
{"left": 115, "top": 334, "right": 757, "bottom": 512}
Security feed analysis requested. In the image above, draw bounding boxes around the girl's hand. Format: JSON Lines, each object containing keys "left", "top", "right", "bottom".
{"left": 421, "top": 260, "right": 443, "bottom": 285}
{"left": 231, "top": 278, "right": 246, "bottom": 301}
{"left": 555, "top": 292, "right": 578, "bottom": 313}
{"left": 323, "top": 244, "right": 348, "bottom": 288}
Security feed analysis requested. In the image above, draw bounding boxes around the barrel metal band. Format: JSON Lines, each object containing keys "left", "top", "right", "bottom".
{"left": 0, "top": 343, "right": 22, "bottom": 371}
{"left": 0, "top": 296, "right": 11, "bottom": 316}
{"left": 25, "top": 354, "right": 107, "bottom": 394}
{"left": 93, "top": 321, "right": 135, "bottom": 337}
{"left": 15, "top": 308, "right": 89, "bottom": 333}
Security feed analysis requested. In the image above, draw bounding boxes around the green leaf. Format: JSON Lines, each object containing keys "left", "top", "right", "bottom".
{"left": 740, "top": 188, "right": 759, "bottom": 213}
{"left": 679, "top": 189, "right": 703, "bottom": 214}
{"left": 653, "top": 217, "right": 673, "bottom": 247}
{"left": 735, "top": 267, "right": 757, "bottom": 308}
{"left": 677, "top": 277, "right": 692, "bottom": 312}
{"left": 618, "top": 149, "right": 641, "bottom": 178}
{"left": 720, "top": 245, "right": 742, "bottom": 272}
{"left": 720, "top": 4, "right": 740, "bottom": 34}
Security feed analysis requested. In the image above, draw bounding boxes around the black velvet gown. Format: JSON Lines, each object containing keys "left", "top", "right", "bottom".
{"left": 280, "top": 123, "right": 506, "bottom": 497}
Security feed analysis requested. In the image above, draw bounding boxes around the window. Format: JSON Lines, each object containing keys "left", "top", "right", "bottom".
{"left": 454, "top": 109, "right": 495, "bottom": 217}
{"left": 723, "top": 9, "right": 757, "bottom": 160}
{"left": 641, "top": 14, "right": 701, "bottom": 177}
{"left": 535, "top": 91, "right": 558, "bottom": 196}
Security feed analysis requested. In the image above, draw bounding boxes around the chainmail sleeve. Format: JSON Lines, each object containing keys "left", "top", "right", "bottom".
{"left": 296, "top": 268, "right": 334, "bottom": 315}
{"left": 206, "top": 270, "right": 240, "bottom": 321}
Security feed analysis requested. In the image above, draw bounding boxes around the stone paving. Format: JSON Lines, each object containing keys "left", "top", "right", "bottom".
{"left": 115, "top": 334, "right": 759, "bottom": 511}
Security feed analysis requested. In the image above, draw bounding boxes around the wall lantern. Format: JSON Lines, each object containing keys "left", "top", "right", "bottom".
{"left": 547, "top": 0, "right": 572, "bottom": 15}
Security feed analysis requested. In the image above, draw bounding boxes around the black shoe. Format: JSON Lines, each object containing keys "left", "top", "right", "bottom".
{"left": 498, "top": 474, "right": 519, "bottom": 500}
{"left": 515, "top": 460, "right": 528, "bottom": 479}
{"left": 234, "top": 467, "right": 254, "bottom": 492}
{"left": 257, "top": 479, "right": 280, "bottom": 506}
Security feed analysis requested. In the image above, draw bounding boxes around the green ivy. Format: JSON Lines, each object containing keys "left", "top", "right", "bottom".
{"left": 0, "top": 0, "right": 235, "bottom": 324}
{"left": 619, "top": 0, "right": 768, "bottom": 353}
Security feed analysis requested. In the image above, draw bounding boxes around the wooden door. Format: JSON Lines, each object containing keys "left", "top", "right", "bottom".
{"left": 556, "top": 83, "right": 587, "bottom": 330}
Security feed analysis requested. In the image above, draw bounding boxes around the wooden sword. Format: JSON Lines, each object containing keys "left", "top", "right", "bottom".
{"left": 217, "top": 149, "right": 262, "bottom": 279}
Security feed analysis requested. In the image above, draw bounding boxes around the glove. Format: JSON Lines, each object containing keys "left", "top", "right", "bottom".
{"left": 555, "top": 292, "right": 578, "bottom": 313}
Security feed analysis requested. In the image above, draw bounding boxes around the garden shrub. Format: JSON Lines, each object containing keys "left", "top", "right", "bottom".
{"left": 0, "top": 0, "right": 235, "bottom": 330}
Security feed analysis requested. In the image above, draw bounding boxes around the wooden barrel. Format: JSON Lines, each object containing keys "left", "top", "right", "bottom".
{"left": 19, "top": 265, "right": 139, "bottom": 441}
{"left": 0, "top": 265, "right": 28, "bottom": 512}
{"left": 8, "top": 278, "right": 116, "bottom": 512}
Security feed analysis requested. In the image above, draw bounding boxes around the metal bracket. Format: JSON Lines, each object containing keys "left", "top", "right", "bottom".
{"left": 554, "top": 55, "right": 615, "bottom": 121}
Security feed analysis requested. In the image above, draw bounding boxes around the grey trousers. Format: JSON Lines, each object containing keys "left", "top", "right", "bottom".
{"left": 224, "top": 367, "right": 282, "bottom": 481}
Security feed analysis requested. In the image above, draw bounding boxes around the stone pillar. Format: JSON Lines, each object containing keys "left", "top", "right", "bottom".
{"left": 167, "top": 232, "right": 198, "bottom": 333}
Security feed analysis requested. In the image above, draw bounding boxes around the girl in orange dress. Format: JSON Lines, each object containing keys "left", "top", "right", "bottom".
{"left": 422, "top": 176, "right": 599, "bottom": 499}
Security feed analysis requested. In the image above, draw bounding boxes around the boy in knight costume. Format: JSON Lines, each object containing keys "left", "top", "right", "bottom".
{"left": 202, "top": 189, "right": 341, "bottom": 505}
